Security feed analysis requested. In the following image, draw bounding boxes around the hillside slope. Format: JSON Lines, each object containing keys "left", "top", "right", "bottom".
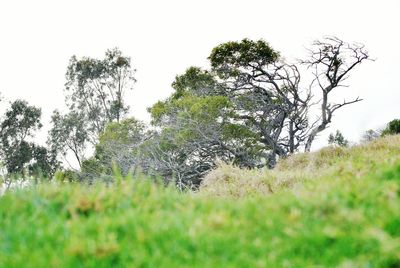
{"left": 201, "top": 135, "right": 400, "bottom": 197}
{"left": 1, "top": 136, "right": 400, "bottom": 267}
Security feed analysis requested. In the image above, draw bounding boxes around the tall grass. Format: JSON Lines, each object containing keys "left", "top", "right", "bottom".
{"left": 201, "top": 135, "right": 400, "bottom": 197}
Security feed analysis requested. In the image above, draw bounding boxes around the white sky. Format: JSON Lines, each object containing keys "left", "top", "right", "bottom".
{"left": 0, "top": 0, "right": 399, "bottom": 151}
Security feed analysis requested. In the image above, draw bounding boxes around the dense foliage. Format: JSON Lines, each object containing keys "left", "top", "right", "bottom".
{"left": 0, "top": 100, "right": 57, "bottom": 177}
{"left": 382, "top": 119, "right": 400, "bottom": 136}
{"left": 146, "top": 37, "right": 369, "bottom": 185}
{"left": 0, "top": 37, "right": 373, "bottom": 186}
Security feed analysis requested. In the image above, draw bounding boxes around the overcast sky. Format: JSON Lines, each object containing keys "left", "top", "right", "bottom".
{"left": 0, "top": 0, "right": 399, "bottom": 150}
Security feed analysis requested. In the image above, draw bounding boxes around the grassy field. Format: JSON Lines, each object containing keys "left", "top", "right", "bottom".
{"left": 1, "top": 136, "right": 400, "bottom": 267}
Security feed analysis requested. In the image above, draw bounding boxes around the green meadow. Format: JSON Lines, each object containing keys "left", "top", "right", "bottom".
{"left": 1, "top": 135, "right": 400, "bottom": 267}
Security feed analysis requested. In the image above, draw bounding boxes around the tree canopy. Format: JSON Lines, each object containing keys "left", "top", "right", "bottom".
{"left": 0, "top": 38, "right": 371, "bottom": 187}
{"left": 0, "top": 100, "right": 57, "bottom": 176}
{"left": 145, "top": 37, "right": 370, "bottom": 185}
{"left": 64, "top": 47, "right": 136, "bottom": 142}
{"left": 48, "top": 48, "right": 137, "bottom": 170}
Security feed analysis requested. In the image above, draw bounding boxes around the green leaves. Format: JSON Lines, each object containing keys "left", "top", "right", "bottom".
{"left": 47, "top": 110, "right": 88, "bottom": 168}
{"left": 0, "top": 100, "right": 54, "bottom": 175}
{"left": 50, "top": 48, "right": 137, "bottom": 171}
{"left": 209, "top": 38, "right": 279, "bottom": 76}
{"left": 146, "top": 40, "right": 287, "bottom": 184}
{"left": 146, "top": 63, "right": 266, "bottom": 185}
{"left": 0, "top": 100, "right": 42, "bottom": 142}
{"left": 328, "top": 130, "right": 349, "bottom": 147}
{"left": 64, "top": 48, "right": 136, "bottom": 138}
{"left": 382, "top": 119, "right": 400, "bottom": 136}
{"left": 82, "top": 118, "right": 147, "bottom": 176}
{"left": 171, "top": 67, "right": 217, "bottom": 99}
{"left": 99, "top": 118, "right": 145, "bottom": 146}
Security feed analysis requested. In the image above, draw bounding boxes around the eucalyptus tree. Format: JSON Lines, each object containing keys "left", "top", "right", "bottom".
{"left": 208, "top": 39, "right": 312, "bottom": 166}
{"left": 81, "top": 117, "right": 147, "bottom": 176}
{"left": 47, "top": 110, "right": 88, "bottom": 168}
{"left": 49, "top": 48, "right": 136, "bottom": 169}
{"left": 151, "top": 37, "right": 370, "bottom": 176}
{"left": 146, "top": 67, "right": 263, "bottom": 187}
{"left": 0, "top": 100, "right": 57, "bottom": 176}
{"left": 64, "top": 48, "right": 136, "bottom": 143}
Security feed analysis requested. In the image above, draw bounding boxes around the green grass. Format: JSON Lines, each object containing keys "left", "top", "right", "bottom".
{"left": 1, "top": 136, "right": 400, "bottom": 267}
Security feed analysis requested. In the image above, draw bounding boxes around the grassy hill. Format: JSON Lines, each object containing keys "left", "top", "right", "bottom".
{"left": 1, "top": 136, "right": 400, "bottom": 267}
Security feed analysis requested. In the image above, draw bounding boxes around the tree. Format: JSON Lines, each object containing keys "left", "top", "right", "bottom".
{"left": 64, "top": 48, "right": 136, "bottom": 143}
{"left": 382, "top": 119, "right": 400, "bottom": 136}
{"left": 361, "top": 129, "right": 382, "bottom": 142}
{"left": 51, "top": 48, "right": 137, "bottom": 171}
{"left": 0, "top": 100, "right": 57, "bottom": 176}
{"left": 29, "top": 144, "right": 59, "bottom": 177}
{"left": 149, "top": 37, "right": 370, "bottom": 183}
{"left": 147, "top": 67, "right": 264, "bottom": 187}
{"left": 302, "top": 37, "right": 370, "bottom": 151}
{"left": 81, "top": 118, "right": 147, "bottom": 176}
{"left": 209, "top": 39, "right": 312, "bottom": 167}
{"left": 209, "top": 37, "right": 369, "bottom": 161}
{"left": 0, "top": 100, "right": 41, "bottom": 174}
{"left": 328, "top": 130, "right": 349, "bottom": 147}
{"left": 47, "top": 110, "right": 88, "bottom": 168}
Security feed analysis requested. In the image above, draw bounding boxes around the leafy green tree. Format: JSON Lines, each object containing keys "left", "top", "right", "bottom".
{"left": 208, "top": 39, "right": 309, "bottom": 166}
{"left": 50, "top": 48, "right": 136, "bottom": 171}
{"left": 147, "top": 67, "right": 263, "bottom": 187}
{"left": 47, "top": 110, "right": 88, "bottom": 168}
{"left": 29, "top": 144, "right": 59, "bottom": 177}
{"left": 382, "top": 119, "right": 400, "bottom": 136}
{"left": 0, "top": 100, "right": 57, "bottom": 176}
{"left": 328, "top": 130, "right": 349, "bottom": 147}
{"left": 2, "top": 141, "right": 33, "bottom": 174}
{"left": 64, "top": 48, "right": 136, "bottom": 143}
{"left": 81, "top": 118, "right": 147, "bottom": 176}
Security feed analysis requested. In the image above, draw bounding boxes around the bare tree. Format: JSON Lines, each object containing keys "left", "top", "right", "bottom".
{"left": 302, "top": 37, "right": 370, "bottom": 151}
{"left": 212, "top": 57, "right": 312, "bottom": 166}
{"left": 361, "top": 129, "right": 382, "bottom": 143}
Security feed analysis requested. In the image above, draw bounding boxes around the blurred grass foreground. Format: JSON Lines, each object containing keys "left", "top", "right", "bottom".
{"left": 1, "top": 135, "right": 400, "bottom": 267}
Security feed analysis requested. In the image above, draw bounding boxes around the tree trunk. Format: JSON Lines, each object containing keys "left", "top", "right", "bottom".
{"left": 304, "top": 124, "right": 327, "bottom": 152}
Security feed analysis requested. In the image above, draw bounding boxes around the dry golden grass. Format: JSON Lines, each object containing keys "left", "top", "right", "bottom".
{"left": 200, "top": 135, "right": 400, "bottom": 197}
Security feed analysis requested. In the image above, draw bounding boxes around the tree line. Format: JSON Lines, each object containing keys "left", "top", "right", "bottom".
{"left": 2, "top": 37, "right": 394, "bottom": 188}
